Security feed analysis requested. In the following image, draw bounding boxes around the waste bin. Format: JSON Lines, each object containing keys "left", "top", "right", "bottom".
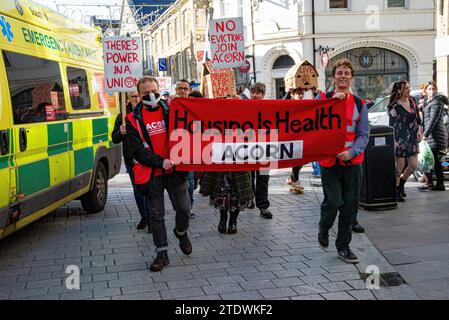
{"left": 359, "top": 125, "right": 397, "bottom": 211}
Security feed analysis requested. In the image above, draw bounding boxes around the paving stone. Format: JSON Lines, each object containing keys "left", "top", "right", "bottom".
{"left": 220, "top": 291, "right": 263, "bottom": 300}
{"left": 26, "top": 278, "right": 63, "bottom": 289}
{"left": 9, "top": 288, "right": 48, "bottom": 299}
{"left": 321, "top": 292, "right": 356, "bottom": 300}
{"left": 272, "top": 277, "right": 306, "bottom": 288}
{"left": 60, "top": 290, "right": 94, "bottom": 300}
{"left": 323, "top": 271, "right": 361, "bottom": 282}
{"left": 242, "top": 271, "right": 277, "bottom": 281}
{"left": 93, "top": 287, "right": 122, "bottom": 298}
{"left": 202, "top": 283, "right": 243, "bottom": 295}
{"left": 347, "top": 290, "right": 377, "bottom": 300}
{"left": 291, "top": 284, "right": 328, "bottom": 296}
{"left": 206, "top": 275, "right": 245, "bottom": 285}
{"left": 92, "top": 273, "right": 119, "bottom": 282}
{"left": 111, "top": 291, "right": 161, "bottom": 300}
{"left": 160, "top": 287, "right": 205, "bottom": 299}
{"left": 300, "top": 275, "right": 330, "bottom": 285}
{"left": 239, "top": 280, "right": 277, "bottom": 291}
{"left": 320, "top": 281, "right": 353, "bottom": 292}
{"left": 258, "top": 287, "right": 296, "bottom": 299}
{"left": 290, "top": 294, "right": 325, "bottom": 300}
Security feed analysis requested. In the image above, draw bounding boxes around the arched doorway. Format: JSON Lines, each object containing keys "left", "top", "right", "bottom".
{"left": 273, "top": 55, "right": 295, "bottom": 99}
{"left": 325, "top": 48, "right": 409, "bottom": 99}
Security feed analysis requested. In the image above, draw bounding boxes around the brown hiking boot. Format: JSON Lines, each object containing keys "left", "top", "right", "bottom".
{"left": 173, "top": 228, "right": 192, "bottom": 255}
{"left": 150, "top": 250, "right": 169, "bottom": 272}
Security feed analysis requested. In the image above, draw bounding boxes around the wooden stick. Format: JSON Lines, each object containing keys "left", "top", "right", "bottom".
{"left": 121, "top": 92, "right": 126, "bottom": 125}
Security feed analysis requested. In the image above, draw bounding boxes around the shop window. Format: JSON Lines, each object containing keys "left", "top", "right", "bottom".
{"left": 3, "top": 51, "right": 67, "bottom": 124}
{"left": 67, "top": 67, "right": 91, "bottom": 110}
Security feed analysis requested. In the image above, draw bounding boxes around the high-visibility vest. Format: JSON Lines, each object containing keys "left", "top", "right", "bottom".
{"left": 319, "top": 93, "right": 365, "bottom": 168}
{"left": 127, "top": 107, "right": 170, "bottom": 186}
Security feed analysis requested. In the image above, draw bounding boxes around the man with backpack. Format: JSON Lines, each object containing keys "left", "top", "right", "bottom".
{"left": 317, "top": 59, "right": 369, "bottom": 264}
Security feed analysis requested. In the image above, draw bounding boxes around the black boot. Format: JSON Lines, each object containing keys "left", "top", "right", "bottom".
{"left": 396, "top": 187, "right": 405, "bottom": 202}
{"left": 150, "top": 250, "right": 169, "bottom": 272}
{"left": 227, "top": 211, "right": 239, "bottom": 234}
{"left": 218, "top": 210, "right": 228, "bottom": 234}
{"left": 399, "top": 178, "right": 407, "bottom": 197}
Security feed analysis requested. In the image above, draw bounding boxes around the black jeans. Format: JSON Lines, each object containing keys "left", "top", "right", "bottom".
{"left": 251, "top": 171, "right": 270, "bottom": 210}
{"left": 430, "top": 148, "right": 445, "bottom": 186}
{"left": 147, "top": 173, "right": 191, "bottom": 253}
{"left": 290, "top": 166, "right": 303, "bottom": 182}
{"left": 319, "top": 164, "right": 363, "bottom": 251}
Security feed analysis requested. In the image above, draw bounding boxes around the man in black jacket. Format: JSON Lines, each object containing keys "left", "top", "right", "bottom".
{"left": 111, "top": 92, "right": 151, "bottom": 232}
{"left": 125, "top": 76, "right": 192, "bottom": 272}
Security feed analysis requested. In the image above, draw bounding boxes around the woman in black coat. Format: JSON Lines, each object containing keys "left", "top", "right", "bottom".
{"left": 421, "top": 81, "right": 448, "bottom": 191}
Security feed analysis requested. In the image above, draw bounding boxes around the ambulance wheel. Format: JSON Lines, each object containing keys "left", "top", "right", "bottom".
{"left": 81, "top": 161, "right": 108, "bottom": 214}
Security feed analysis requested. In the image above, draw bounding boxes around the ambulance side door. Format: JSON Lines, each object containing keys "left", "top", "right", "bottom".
{"left": 0, "top": 50, "right": 17, "bottom": 231}
{"left": 3, "top": 50, "right": 70, "bottom": 221}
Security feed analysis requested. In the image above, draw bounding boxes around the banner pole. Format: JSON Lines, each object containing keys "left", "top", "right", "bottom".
{"left": 121, "top": 92, "right": 126, "bottom": 125}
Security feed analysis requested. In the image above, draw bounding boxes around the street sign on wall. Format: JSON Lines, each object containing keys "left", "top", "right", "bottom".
{"left": 209, "top": 17, "right": 245, "bottom": 70}
{"left": 158, "top": 58, "right": 168, "bottom": 71}
{"left": 103, "top": 37, "right": 143, "bottom": 92}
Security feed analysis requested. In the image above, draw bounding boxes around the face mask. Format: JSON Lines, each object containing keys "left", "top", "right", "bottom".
{"left": 141, "top": 93, "right": 161, "bottom": 109}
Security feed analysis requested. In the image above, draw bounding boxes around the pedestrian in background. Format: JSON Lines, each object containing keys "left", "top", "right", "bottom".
{"left": 388, "top": 80, "right": 422, "bottom": 201}
{"left": 249, "top": 82, "right": 273, "bottom": 219}
{"left": 111, "top": 92, "right": 151, "bottom": 232}
{"left": 317, "top": 59, "right": 369, "bottom": 264}
{"left": 286, "top": 87, "right": 305, "bottom": 192}
{"left": 420, "top": 80, "right": 448, "bottom": 191}
{"left": 175, "top": 80, "right": 197, "bottom": 218}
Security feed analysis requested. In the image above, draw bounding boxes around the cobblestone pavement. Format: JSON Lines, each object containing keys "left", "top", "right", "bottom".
{"left": 0, "top": 166, "right": 419, "bottom": 300}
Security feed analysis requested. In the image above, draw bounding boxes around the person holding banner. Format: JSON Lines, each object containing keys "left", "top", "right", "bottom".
{"left": 126, "top": 76, "right": 192, "bottom": 272}
{"left": 317, "top": 59, "right": 369, "bottom": 264}
{"left": 249, "top": 82, "right": 273, "bottom": 219}
{"left": 111, "top": 92, "right": 151, "bottom": 232}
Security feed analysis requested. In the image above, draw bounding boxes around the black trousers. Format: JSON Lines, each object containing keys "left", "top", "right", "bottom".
{"left": 430, "top": 148, "right": 445, "bottom": 185}
{"left": 290, "top": 166, "right": 303, "bottom": 182}
{"left": 251, "top": 171, "right": 270, "bottom": 210}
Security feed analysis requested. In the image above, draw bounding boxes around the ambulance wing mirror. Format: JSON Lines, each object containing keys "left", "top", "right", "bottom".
{"left": 0, "top": 130, "right": 8, "bottom": 155}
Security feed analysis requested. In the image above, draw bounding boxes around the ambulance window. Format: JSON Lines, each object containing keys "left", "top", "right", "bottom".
{"left": 67, "top": 67, "right": 91, "bottom": 110}
{"left": 2, "top": 51, "right": 67, "bottom": 124}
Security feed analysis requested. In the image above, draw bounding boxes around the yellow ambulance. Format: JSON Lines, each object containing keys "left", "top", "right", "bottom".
{"left": 0, "top": 0, "right": 121, "bottom": 239}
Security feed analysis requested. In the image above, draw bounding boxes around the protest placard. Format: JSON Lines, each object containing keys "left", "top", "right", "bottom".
{"left": 156, "top": 77, "right": 173, "bottom": 93}
{"left": 209, "top": 17, "right": 245, "bottom": 70}
{"left": 103, "top": 37, "right": 143, "bottom": 92}
{"left": 203, "top": 62, "right": 236, "bottom": 98}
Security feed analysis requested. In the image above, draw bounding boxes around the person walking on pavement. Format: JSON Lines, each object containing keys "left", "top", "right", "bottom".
{"left": 388, "top": 80, "right": 422, "bottom": 201}
{"left": 420, "top": 81, "right": 448, "bottom": 191}
{"left": 286, "top": 88, "right": 305, "bottom": 193}
{"left": 174, "top": 80, "right": 197, "bottom": 218}
{"left": 248, "top": 82, "right": 273, "bottom": 219}
{"left": 317, "top": 59, "right": 369, "bottom": 264}
{"left": 111, "top": 92, "right": 151, "bottom": 232}
{"left": 126, "top": 76, "right": 192, "bottom": 272}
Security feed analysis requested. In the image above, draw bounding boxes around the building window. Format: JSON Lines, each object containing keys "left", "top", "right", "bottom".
{"left": 167, "top": 23, "right": 171, "bottom": 47}
{"left": 329, "top": 0, "right": 348, "bottom": 9}
{"left": 387, "top": 0, "right": 405, "bottom": 8}
{"left": 3, "top": 51, "right": 67, "bottom": 124}
{"left": 174, "top": 18, "right": 178, "bottom": 42}
{"left": 161, "top": 30, "right": 165, "bottom": 50}
{"left": 273, "top": 55, "right": 295, "bottom": 69}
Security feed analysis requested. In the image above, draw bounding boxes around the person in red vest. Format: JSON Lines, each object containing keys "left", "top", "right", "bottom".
{"left": 125, "top": 76, "right": 192, "bottom": 272}
{"left": 317, "top": 59, "right": 369, "bottom": 264}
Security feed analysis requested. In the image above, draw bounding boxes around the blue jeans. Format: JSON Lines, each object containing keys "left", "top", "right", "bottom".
{"left": 126, "top": 164, "right": 150, "bottom": 220}
{"left": 187, "top": 172, "right": 195, "bottom": 208}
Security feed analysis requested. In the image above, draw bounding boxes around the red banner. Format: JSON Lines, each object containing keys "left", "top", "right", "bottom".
{"left": 168, "top": 98, "right": 347, "bottom": 171}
